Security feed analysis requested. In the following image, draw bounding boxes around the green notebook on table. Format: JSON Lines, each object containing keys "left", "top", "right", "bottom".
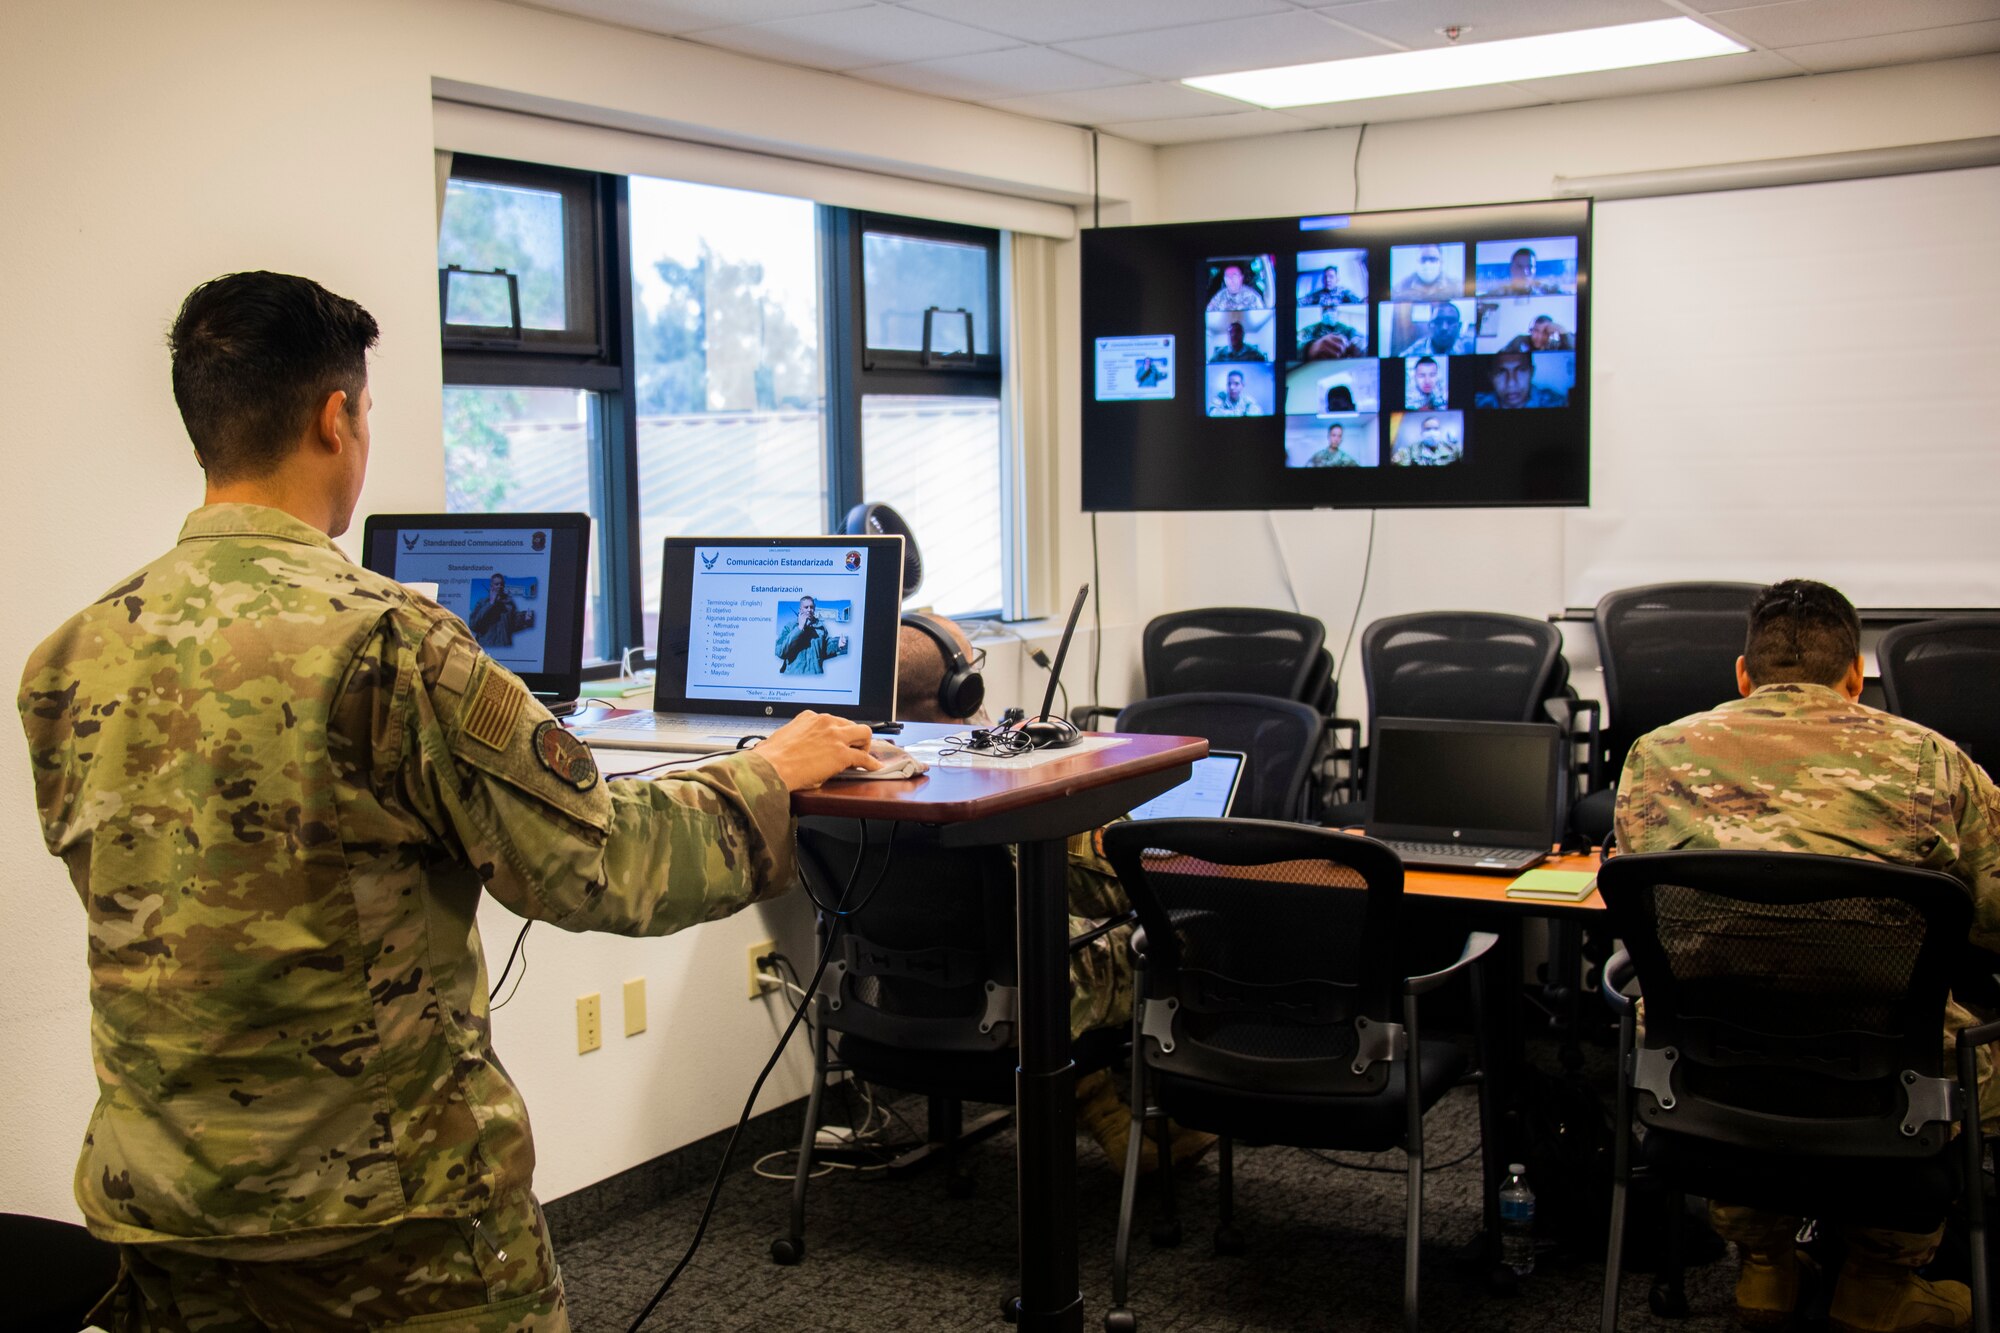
{"left": 1505, "top": 868, "right": 1598, "bottom": 902}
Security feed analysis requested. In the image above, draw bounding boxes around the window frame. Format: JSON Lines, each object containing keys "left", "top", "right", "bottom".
{"left": 439, "top": 155, "right": 606, "bottom": 356}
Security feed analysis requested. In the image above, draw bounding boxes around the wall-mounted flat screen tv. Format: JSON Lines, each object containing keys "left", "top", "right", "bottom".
{"left": 1082, "top": 198, "right": 1590, "bottom": 511}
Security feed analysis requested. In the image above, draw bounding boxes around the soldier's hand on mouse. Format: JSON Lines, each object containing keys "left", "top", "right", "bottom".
{"left": 756, "top": 711, "right": 882, "bottom": 791}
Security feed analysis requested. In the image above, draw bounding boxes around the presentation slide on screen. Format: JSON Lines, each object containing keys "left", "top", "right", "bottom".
{"left": 390, "top": 528, "right": 552, "bottom": 673}
{"left": 685, "top": 545, "right": 870, "bottom": 706}
{"left": 1095, "top": 335, "right": 1176, "bottom": 401}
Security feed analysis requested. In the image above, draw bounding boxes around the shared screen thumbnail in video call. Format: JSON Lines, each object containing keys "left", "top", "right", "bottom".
{"left": 653, "top": 537, "right": 903, "bottom": 721}
{"left": 1083, "top": 199, "right": 1590, "bottom": 511}
{"left": 362, "top": 516, "right": 586, "bottom": 686}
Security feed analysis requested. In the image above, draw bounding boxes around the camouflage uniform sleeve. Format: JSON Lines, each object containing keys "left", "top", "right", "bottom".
{"left": 1612, "top": 738, "right": 1657, "bottom": 853}
{"left": 350, "top": 612, "right": 796, "bottom": 936}
{"left": 1935, "top": 739, "right": 2000, "bottom": 953}
{"left": 1066, "top": 825, "right": 1131, "bottom": 921}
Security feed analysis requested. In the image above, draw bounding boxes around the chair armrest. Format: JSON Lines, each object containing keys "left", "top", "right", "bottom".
{"left": 1601, "top": 947, "right": 1638, "bottom": 1014}
{"left": 1406, "top": 930, "right": 1499, "bottom": 996}
{"left": 1070, "top": 704, "right": 1122, "bottom": 731}
{"left": 1068, "top": 909, "right": 1136, "bottom": 952}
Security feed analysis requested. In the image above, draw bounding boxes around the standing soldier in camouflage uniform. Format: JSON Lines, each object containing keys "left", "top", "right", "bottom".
{"left": 1615, "top": 579, "right": 2000, "bottom": 1333}
{"left": 17, "top": 272, "right": 883, "bottom": 1330}
{"left": 894, "top": 619, "right": 1214, "bottom": 1172}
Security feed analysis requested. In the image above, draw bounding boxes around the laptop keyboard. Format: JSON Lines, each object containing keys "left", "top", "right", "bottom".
{"left": 1379, "top": 840, "right": 1541, "bottom": 868}
{"left": 586, "top": 712, "right": 774, "bottom": 734}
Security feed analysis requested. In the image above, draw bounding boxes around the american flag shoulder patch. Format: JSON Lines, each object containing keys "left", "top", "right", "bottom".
{"left": 461, "top": 661, "right": 524, "bottom": 751}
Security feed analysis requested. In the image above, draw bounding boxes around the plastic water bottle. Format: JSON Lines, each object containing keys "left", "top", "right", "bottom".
{"left": 1500, "top": 1162, "right": 1536, "bottom": 1278}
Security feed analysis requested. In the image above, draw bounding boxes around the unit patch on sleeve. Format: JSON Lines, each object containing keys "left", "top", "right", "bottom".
{"left": 533, "top": 720, "right": 601, "bottom": 792}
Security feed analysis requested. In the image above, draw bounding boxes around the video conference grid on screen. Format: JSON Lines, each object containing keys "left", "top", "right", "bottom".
{"left": 1081, "top": 200, "right": 1590, "bottom": 511}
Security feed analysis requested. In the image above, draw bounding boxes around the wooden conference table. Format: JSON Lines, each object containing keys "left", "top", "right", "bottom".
{"left": 791, "top": 722, "right": 1205, "bottom": 1333}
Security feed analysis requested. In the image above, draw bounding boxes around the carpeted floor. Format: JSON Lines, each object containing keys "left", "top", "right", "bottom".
{"left": 553, "top": 1074, "right": 1748, "bottom": 1333}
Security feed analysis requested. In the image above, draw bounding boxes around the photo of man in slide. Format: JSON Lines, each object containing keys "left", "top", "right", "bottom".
{"left": 775, "top": 594, "right": 848, "bottom": 675}
{"left": 1134, "top": 356, "right": 1165, "bottom": 386}
{"left": 468, "top": 572, "right": 535, "bottom": 649}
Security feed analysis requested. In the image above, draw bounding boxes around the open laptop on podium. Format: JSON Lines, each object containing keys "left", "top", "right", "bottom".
{"left": 572, "top": 534, "right": 905, "bottom": 754}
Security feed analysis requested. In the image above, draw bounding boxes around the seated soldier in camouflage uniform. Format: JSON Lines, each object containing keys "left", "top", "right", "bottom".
{"left": 17, "top": 272, "right": 884, "bottom": 1331}
{"left": 895, "top": 618, "right": 1213, "bottom": 1171}
{"left": 1615, "top": 579, "right": 2000, "bottom": 1333}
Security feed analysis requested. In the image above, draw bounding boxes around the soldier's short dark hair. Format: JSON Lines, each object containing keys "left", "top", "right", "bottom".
{"left": 1743, "top": 579, "right": 1861, "bottom": 686}
{"left": 168, "top": 272, "right": 378, "bottom": 481}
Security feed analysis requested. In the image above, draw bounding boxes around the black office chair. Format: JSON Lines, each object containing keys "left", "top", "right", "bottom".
{"left": 1878, "top": 617, "right": 2000, "bottom": 770}
{"left": 1330, "top": 611, "right": 1594, "bottom": 820}
{"left": 1577, "top": 583, "right": 1760, "bottom": 843}
{"left": 1141, "top": 607, "right": 1327, "bottom": 701}
{"left": 1099, "top": 818, "right": 1499, "bottom": 1333}
{"left": 771, "top": 819, "right": 1126, "bottom": 1265}
{"left": 1115, "top": 693, "right": 1322, "bottom": 822}
{"left": 1595, "top": 850, "right": 1986, "bottom": 1330}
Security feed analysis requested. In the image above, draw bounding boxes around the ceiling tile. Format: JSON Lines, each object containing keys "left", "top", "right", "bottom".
{"left": 689, "top": 5, "right": 1019, "bottom": 70}
{"left": 984, "top": 81, "right": 1247, "bottom": 125}
{"left": 1100, "top": 109, "right": 1319, "bottom": 145}
{"left": 1707, "top": 0, "right": 2000, "bottom": 48}
{"left": 852, "top": 46, "right": 1140, "bottom": 101}
{"left": 514, "top": 0, "right": 868, "bottom": 34}
{"left": 1053, "top": 11, "right": 1397, "bottom": 81}
{"left": 1775, "top": 17, "right": 2000, "bottom": 71}
{"left": 1279, "top": 82, "right": 1548, "bottom": 127}
{"left": 896, "top": 0, "right": 1292, "bottom": 46}
{"left": 1511, "top": 46, "right": 1798, "bottom": 98}
{"left": 1316, "top": 0, "right": 1679, "bottom": 51}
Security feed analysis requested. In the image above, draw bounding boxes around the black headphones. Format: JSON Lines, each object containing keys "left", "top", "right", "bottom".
{"left": 901, "top": 612, "right": 985, "bottom": 721}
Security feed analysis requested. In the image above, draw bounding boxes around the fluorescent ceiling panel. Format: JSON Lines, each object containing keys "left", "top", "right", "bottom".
{"left": 1185, "top": 17, "right": 1747, "bottom": 107}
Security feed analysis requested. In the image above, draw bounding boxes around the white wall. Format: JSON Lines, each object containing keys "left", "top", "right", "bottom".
{"left": 0, "top": 0, "right": 1129, "bottom": 1221}
{"left": 1111, "top": 55, "right": 2000, "bottom": 709}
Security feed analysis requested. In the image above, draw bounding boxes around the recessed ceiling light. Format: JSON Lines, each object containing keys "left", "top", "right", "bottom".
{"left": 1184, "top": 18, "right": 1747, "bottom": 108}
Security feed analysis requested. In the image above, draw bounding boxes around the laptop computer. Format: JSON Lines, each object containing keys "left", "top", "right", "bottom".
{"left": 1127, "top": 751, "right": 1245, "bottom": 857}
{"left": 1364, "top": 717, "right": 1565, "bottom": 874}
{"left": 572, "top": 534, "right": 904, "bottom": 753}
{"left": 359, "top": 512, "right": 592, "bottom": 708}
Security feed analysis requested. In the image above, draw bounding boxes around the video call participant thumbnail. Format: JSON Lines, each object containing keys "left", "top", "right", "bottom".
{"left": 1384, "top": 300, "right": 1475, "bottom": 357}
{"left": 1388, "top": 411, "right": 1464, "bottom": 467}
{"left": 1476, "top": 296, "right": 1578, "bottom": 354}
{"left": 1295, "top": 308, "right": 1369, "bottom": 360}
{"left": 1473, "top": 352, "right": 1573, "bottom": 409}
{"left": 1389, "top": 242, "right": 1465, "bottom": 301}
{"left": 1296, "top": 248, "right": 1367, "bottom": 306}
{"left": 1286, "top": 416, "right": 1379, "bottom": 469}
{"left": 1474, "top": 237, "right": 1578, "bottom": 297}
{"left": 1207, "top": 310, "right": 1274, "bottom": 363}
{"left": 1405, "top": 355, "right": 1448, "bottom": 410}
{"left": 1204, "top": 255, "right": 1275, "bottom": 312}
{"left": 1207, "top": 364, "right": 1270, "bottom": 417}
{"left": 1284, "top": 359, "right": 1379, "bottom": 417}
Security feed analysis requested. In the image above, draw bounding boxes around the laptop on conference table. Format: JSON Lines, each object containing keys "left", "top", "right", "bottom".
{"left": 1126, "top": 751, "right": 1245, "bottom": 856}
{"left": 571, "top": 535, "right": 904, "bottom": 753}
{"left": 1363, "top": 717, "right": 1565, "bottom": 874}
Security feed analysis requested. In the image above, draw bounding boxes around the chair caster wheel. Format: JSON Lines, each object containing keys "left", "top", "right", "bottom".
{"left": 1213, "top": 1225, "right": 1243, "bottom": 1256}
{"left": 769, "top": 1237, "right": 803, "bottom": 1265}
{"left": 1648, "top": 1283, "right": 1689, "bottom": 1318}
{"left": 945, "top": 1173, "right": 975, "bottom": 1199}
{"left": 1001, "top": 1295, "right": 1021, "bottom": 1323}
{"left": 1148, "top": 1217, "right": 1182, "bottom": 1248}
{"left": 1104, "top": 1309, "right": 1138, "bottom": 1332}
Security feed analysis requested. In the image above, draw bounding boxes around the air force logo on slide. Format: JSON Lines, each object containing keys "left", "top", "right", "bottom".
{"left": 844, "top": 550, "right": 861, "bottom": 571}
{"left": 700, "top": 551, "right": 719, "bottom": 571}
{"left": 401, "top": 533, "right": 420, "bottom": 551}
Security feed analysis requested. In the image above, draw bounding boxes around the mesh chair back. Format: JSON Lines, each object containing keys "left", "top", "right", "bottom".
{"left": 1360, "top": 611, "right": 1564, "bottom": 727}
{"left": 1595, "top": 583, "right": 1760, "bottom": 775}
{"left": 1599, "top": 850, "right": 1970, "bottom": 1156}
{"left": 1142, "top": 608, "right": 1327, "bottom": 703}
{"left": 1878, "top": 617, "right": 2000, "bottom": 769}
{"left": 1102, "top": 819, "right": 1403, "bottom": 1096}
{"left": 796, "top": 820, "right": 1017, "bottom": 1053}
{"left": 1116, "top": 692, "right": 1322, "bottom": 821}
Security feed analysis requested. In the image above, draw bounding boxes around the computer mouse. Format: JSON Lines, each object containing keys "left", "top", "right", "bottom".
{"left": 828, "top": 742, "right": 928, "bottom": 781}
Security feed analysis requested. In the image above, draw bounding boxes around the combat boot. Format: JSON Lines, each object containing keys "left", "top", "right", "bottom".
{"left": 1828, "top": 1257, "right": 1969, "bottom": 1333}
{"left": 1732, "top": 1245, "right": 1804, "bottom": 1329}
{"left": 1076, "top": 1070, "right": 1215, "bottom": 1172}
